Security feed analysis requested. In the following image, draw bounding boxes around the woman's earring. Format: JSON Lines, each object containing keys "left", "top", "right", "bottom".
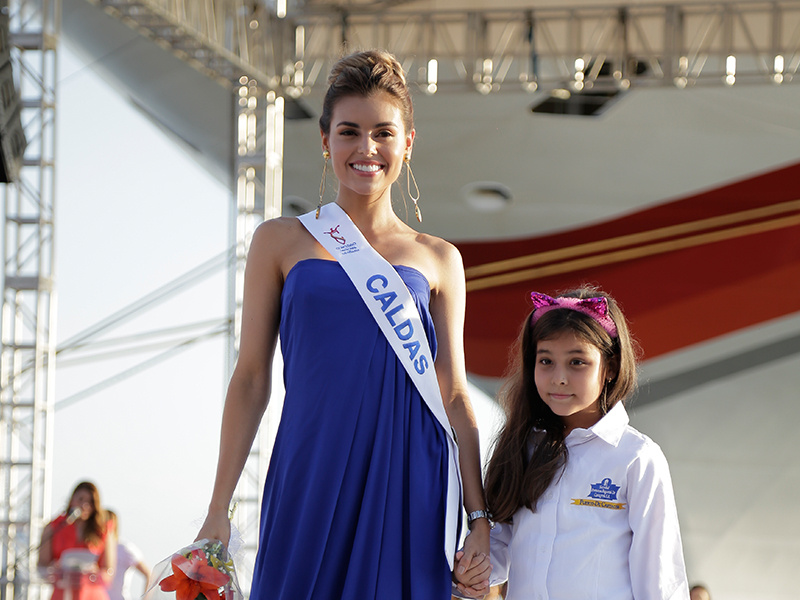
{"left": 405, "top": 154, "right": 422, "bottom": 223}
{"left": 316, "top": 150, "right": 330, "bottom": 219}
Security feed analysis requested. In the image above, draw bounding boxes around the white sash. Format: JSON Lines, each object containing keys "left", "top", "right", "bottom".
{"left": 299, "top": 202, "right": 462, "bottom": 569}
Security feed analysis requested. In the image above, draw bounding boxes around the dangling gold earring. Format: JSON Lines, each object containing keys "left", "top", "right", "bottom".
{"left": 316, "top": 150, "right": 330, "bottom": 219}
{"left": 405, "top": 153, "right": 421, "bottom": 223}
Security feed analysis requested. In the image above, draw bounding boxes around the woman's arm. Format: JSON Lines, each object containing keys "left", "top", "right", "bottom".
{"left": 99, "top": 528, "right": 117, "bottom": 585}
{"left": 429, "top": 242, "right": 491, "bottom": 570}
{"left": 37, "top": 523, "right": 54, "bottom": 568}
{"left": 196, "top": 220, "right": 287, "bottom": 545}
{"left": 454, "top": 516, "right": 513, "bottom": 598}
{"left": 134, "top": 560, "right": 151, "bottom": 582}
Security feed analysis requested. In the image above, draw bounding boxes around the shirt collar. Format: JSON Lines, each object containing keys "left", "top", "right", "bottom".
{"left": 565, "top": 402, "right": 629, "bottom": 447}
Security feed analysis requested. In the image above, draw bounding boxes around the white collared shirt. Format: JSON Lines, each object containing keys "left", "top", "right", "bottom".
{"left": 489, "top": 402, "right": 689, "bottom": 600}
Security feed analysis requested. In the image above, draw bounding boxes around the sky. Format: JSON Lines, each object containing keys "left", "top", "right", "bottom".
{"left": 38, "top": 41, "right": 503, "bottom": 594}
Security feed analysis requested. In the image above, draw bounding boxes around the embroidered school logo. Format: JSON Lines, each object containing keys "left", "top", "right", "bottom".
{"left": 571, "top": 478, "right": 626, "bottom": 510}
{"left": 589, "top": 478, "right": 620, "bottom": 501}
{"left": 324, "top": 225, "right": 346, "bottom": 245}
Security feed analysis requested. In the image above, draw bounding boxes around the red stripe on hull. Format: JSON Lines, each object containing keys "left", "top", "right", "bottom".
{"left": 458, "top": 163, "right": 800, "bottom": 377}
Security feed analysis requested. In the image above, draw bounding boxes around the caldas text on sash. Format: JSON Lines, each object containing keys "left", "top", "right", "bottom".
{"left": 366, "top": 274, "right": 429, "bottom": 375}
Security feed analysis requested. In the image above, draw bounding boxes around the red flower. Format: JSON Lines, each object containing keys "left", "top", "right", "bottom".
{"left": 159, "top": 550, "right": 230, "bottom": 600}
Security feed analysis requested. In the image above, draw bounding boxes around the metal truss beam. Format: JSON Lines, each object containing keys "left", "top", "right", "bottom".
{"left": 294, "top": 1, "right": 800, "bottom": 92}
{"left": 85, "top": 0, "right": 285, "bottom": 89}
{"left": 85, "top": 1, "right": 800, "bottom": 95}
{"left": 0, "top": 2, "right": 58, "bottom": 600}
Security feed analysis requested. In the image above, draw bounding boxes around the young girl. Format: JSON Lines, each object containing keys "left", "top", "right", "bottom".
{"left": 455, "top": 286, "right": 689, "bottom": 599}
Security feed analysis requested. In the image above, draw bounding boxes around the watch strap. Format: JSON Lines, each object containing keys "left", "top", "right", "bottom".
{"left": 467, "top": 509, "right": 493, "bottom": 528}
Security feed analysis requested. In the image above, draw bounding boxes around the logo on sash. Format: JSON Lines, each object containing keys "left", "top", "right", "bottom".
{"left": 324, "top": 225, "right": 346, "bottom": 245}
{"left": 571, "top": 478, "right": 626, "bottom": 510}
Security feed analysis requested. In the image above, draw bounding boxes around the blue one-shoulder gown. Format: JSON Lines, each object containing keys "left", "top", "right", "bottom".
{"left": 250, "top": 259, "right": 451, "bottom": 600}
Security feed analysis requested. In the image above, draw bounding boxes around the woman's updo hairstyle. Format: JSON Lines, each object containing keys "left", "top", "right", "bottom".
{"left": 319, "top": 49, "right": 414, "bottom": 136}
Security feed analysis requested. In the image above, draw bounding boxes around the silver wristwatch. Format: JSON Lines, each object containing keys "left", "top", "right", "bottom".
{"left": 467, "top": 509, "right": 495, "bottom": 529}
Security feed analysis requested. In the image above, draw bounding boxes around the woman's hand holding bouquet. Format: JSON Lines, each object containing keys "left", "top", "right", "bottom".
{"left": 148, "top": 540, "right": 241, "bottom": 600}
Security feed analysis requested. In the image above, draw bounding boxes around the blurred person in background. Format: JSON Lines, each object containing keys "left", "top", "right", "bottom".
{"left": 690, "top": 584, "right": 710, "bottom": 600}
{"left": 105, "top": 510, "right": 151, "bottom": 600}
{"left": 38, "top": 481, "right": 116, "bottom": 600}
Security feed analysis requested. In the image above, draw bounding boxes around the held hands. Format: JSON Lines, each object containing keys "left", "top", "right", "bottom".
{"left": 453, "top": 550, "right": 491, "bottom": 598}
{"left": 453, "top": 524, "right": 492, "bottom": 599}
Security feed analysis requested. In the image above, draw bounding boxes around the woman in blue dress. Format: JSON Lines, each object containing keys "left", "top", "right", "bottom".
{"left": 196, "top": 50, "right": 490, "bottom": 599}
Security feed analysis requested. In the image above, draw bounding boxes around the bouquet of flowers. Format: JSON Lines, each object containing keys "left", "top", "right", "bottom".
{"left": 147, "top": 540, "right": 242, "bottom": 600}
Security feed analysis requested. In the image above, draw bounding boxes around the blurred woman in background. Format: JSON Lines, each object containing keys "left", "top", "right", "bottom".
{"left": 38, "top": 481, "right": 116, "bottom": 600}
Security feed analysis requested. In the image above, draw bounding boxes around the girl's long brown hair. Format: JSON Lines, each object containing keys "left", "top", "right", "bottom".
{"left": 65, "top": 481, "right": 107, "bottom": 545}
{"left": 484, "top": 286, "right": 638, "bottom": 523}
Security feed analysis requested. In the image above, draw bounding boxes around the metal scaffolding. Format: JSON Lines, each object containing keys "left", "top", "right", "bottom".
{"left": 292, "top": 1, "right": 800, "bottom": 91}
{"left": 86, "top": 0, "right": 800, "bottom": 94}
{"left": 225, "top": 77, "right": 284, "bottom": 594}
{"left": 0, "top": 2, "right": 58, "bottom": 600}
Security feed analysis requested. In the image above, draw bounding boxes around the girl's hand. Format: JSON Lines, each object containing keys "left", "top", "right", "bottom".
{"left": 454, "top": 549, "right": 492, "bottom": 584}
{"left": 454, "top": 582, "right": 490, "bottom": 599}
{"left": 195, "top": 507, "right": 231, "bottom": 547}
{"left": 453, "top": 547, "right": 491, "bottom": 598}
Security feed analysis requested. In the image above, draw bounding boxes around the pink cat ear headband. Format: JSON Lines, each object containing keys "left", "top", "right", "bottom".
{"left": 530, "top": 292, "right": 618, "bottom": 338}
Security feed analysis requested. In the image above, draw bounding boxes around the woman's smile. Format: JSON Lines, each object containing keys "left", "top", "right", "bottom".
{"left": 350, "top": 161, "right": 385, "bottom": 174}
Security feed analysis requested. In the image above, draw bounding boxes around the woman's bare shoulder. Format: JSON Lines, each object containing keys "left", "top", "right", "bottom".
{"left": 250, "top": 216, "right": 315, "bottom": 254}
{"left": 408, "top": 231, "right": 464, "bottom": 293}
{"left": 415, "top": 231, "right": 463, "bottom": 269}
{"left": 250, "top": 216, "right": 327, "bottom": 277}
{"left": 252, "top": 215, "right": 306, "bottom": 243}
